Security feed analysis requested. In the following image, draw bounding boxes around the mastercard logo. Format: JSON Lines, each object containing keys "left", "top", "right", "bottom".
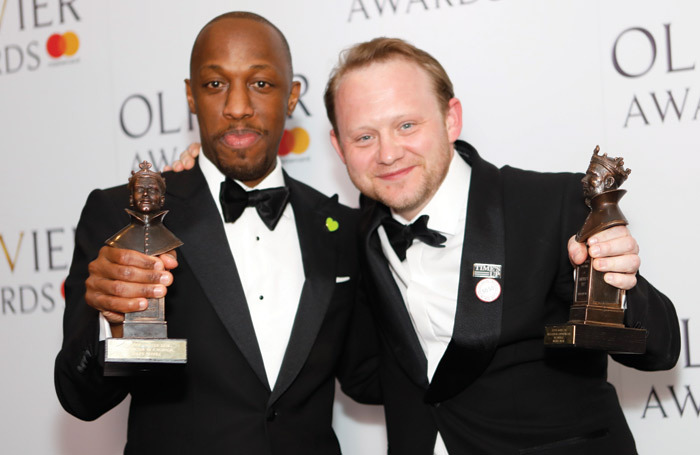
{"left": 278, "top": 127, "right": 310, "bottom": 156}
{"left": 46, "top": 31, "right": 80, "bottom": 58}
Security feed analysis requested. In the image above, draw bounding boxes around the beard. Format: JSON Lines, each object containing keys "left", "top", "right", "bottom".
{"left": 204, "top": 144, "right": 277, "bottom": 184}
{"left": 349, "top": 157, "right": 448, "bottom": 219}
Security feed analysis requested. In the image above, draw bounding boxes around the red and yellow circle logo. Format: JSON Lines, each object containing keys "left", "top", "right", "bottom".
{"left": 46, "top": 31, "right": 80, "bottom": 58}
{"left": 278, "top": 127, "right": 310, "bottom": 156}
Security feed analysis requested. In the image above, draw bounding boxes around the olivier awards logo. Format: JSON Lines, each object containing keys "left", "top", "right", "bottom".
{"left": 118, "top": 90, "right": 197, "bottom": 172}
{"left": 0, "top": 0, "right": 81, "bottom": 75}
{"left": 612, "top": 23, "right": 698, "bottom": 127}
{"left": 280, "top": 74, "right": 312, "bottom": 161}
{"left": 347, "top": 0, "right": 503, "bottom": 22}
{"left": 0, "top": 227, "right": 73, "bottom": 316}
{"left": 641, "top": 318, "right": 700, "bottom": 419}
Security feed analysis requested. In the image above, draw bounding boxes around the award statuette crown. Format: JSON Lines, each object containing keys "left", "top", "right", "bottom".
{"left": 103, "top": 161, "right": 186, "bottom": 375}
{"left": 544, "top": 146, "right": 647, "bottom": 354}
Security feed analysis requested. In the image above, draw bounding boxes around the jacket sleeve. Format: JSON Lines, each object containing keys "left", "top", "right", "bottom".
{"left": 611, "top": 274, "right": 681, "bottom": 371}
{"left": 54, "top": 188, "right": 130, "bottom": 421}
{"left": 336, "top": 269, "right": 383, "bottom": 405}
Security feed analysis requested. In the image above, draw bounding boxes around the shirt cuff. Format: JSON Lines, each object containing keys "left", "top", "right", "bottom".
{"left": 98, "top": 312, "right": 113, "bottom": 340}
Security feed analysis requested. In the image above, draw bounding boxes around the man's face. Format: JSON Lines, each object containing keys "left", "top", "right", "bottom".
{"left": 131, "top": 177, "right": 164, "bottom": 213}
{"left": 330, "top": 58, "right": 462, "bottom": 220}
{"left": 582, "top": 163, "right": 615, "bottom": 205}
{"left": 186, "top": 18, "right": 300, "bottom": 187}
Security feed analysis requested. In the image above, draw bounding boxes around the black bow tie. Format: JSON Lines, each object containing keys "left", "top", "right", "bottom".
{"left": 219, "top": 178, "right": 290, "bottom": 230}
{"left": 382, "top": 214, "right": 446, "bottom": 261}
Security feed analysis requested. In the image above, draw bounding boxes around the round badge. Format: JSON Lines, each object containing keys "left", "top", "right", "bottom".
{"left": 475, "top": 278, "right": 501, "bottom": 303}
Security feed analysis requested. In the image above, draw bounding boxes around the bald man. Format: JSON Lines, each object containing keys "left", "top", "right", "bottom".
{"left": 55, "top": 12, "right": 378, "bottom": 454}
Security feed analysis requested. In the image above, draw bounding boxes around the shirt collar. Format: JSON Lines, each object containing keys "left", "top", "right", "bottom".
{"left": 392, "top": 149, "right": 471, "bottom": 236}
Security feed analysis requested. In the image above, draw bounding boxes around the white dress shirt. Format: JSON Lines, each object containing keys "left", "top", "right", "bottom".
{"left": 377, "top": 151, "right": 471, "bottom": 455}
{"left": 101, "top": 156, "right": 304, "bottom": 390}
{"left": 200, "top": 156, "right": 304, "bottom": 389}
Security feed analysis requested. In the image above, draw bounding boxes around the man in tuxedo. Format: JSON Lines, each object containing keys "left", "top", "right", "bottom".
{"left": 55, "top": 12, "right": 377, "bottom": 454}
{"left": 324, "top": 38, "right": 680, "bottom": 454}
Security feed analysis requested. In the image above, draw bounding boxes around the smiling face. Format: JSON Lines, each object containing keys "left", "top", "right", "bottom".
{"left": 330, "top": 58, "right": 462, "bottom": 220}
{"left": 186, "top": 17, "right": 300, "bottom": 187}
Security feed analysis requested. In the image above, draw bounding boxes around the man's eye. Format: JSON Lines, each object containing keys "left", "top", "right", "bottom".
{"left": 358, "top": 135, "right": 372, "bottom": 142}
{"left": 400, "top": 122, "right": 414, "bottom": 130}
{"left": 205, "top": 81, "right": 222, "bottom": 88}
{"left": 254, "top": 81, "right": 271, "bottom": 89}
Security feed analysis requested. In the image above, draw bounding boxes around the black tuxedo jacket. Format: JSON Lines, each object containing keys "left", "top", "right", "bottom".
{"left": 359, "top": 141, "right": 680, "bottom": 455}
{"left": 55, "top": 162, "right": 378, "bottom": 455}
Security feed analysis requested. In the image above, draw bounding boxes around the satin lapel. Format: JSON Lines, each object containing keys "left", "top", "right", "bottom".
{"left": 164, "top": 162, "right": 269, "bottom": 390}
{"left": 361, "top": 197, "right": 429, "bottom": 388}
{"left": 426, "top": 142, "right": 505, "bottom": 404}
{"left": 268, "top": 174, "right": 337, "bottom": 405}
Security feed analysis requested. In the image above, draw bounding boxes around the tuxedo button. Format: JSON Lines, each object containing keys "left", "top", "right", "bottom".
{"left": 266, "top": 409, "right": 278, "bottom": 421}
{"left": 432, "top": 402, "right": 441, "bottom": 408}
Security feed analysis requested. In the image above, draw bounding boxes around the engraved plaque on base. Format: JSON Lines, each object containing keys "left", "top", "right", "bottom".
{"left": 545, "top": 147, "right": 647, "bottom": 354}
{"left": 103, "top": 161, "right": 187, "bottom": 376}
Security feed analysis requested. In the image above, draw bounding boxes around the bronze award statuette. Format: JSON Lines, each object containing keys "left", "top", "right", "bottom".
{"left": 544, "top": 147, "right": 647, "bottom": 354}
{"left": 103, "top": 161, "right": 186, "bottom": 375}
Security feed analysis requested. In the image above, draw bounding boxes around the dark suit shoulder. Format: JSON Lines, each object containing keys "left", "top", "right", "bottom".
{"left": 286, "top": 174, "right": 359, "bottom": 222}
{"left": 501, "top": 165, "right": 588, "bottom": 228}
{"left": 501, "top": 165, "right": 583, "bottom": 193}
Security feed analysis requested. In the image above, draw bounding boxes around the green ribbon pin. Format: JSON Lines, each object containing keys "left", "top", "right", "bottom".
{"left": 325, "top": 217, "right": 339, "bottom": 232}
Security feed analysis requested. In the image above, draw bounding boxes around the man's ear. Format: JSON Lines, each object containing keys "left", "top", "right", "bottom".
{"left": 185, "top": 79, "right": 196, "bottom": 114}
{"left": 604, "top": 175, "right": 616, "bottom": 190}
{"left": 330, "top": 129, "right": 346, "bottom": 164}
{"left": 445, "top": 98, "right": 463, "bottom": 143}
{"left": 287, "top": 81, "right": 302, "bottom": 116}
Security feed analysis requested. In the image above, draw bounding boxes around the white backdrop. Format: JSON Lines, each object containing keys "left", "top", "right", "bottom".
{"left": 1, "top": 0, "right": 698, "bottom": 453}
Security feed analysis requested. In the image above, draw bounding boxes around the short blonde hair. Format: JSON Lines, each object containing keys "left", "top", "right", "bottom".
{"left": 324, "top": 37, "right": 454, "bottom": 134}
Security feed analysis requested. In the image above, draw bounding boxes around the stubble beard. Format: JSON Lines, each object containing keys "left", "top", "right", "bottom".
{"left": 206, "top": 145, "right": 276, "bottom": 184}
{"left": 352, "top": 161, "right": 446, "bottom": 218}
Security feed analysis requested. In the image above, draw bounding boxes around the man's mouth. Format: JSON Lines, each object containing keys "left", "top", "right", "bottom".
{"left": 221, "top": 129, "right": 262, "bottom": 149}
{"left": 377, "top": 166, "right": 415, "bottom": 181}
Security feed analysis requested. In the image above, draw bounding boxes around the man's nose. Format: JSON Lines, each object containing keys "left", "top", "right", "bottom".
{"left": 223, "top": 82, "right": 254, "bottom": 119}
{"left": 377, "top": 135, "right": 404, "bottom": 165}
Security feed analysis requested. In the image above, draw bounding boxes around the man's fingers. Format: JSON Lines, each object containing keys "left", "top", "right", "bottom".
{"left": 89, "top": 260, "right": 172, "bottom": 285}
{"left": 94, "top": 275, "right": 167, "bottom": 299}
{"left": 86, "top": 286, "right": 149, "bottom": 314}
{"left": 101, "top": 246, "right": 165, "bottom": 270}
{"left": 567, "top": 235, "right": 588, "bottom": 265}
{"left": 101, "top": 310, "right": 126, "bottom": 324}
{"left": 602, "top": 272, "right": 638, "bottom": 290}
{"left": 587, "top": 225, "right": 630, "bottom": 246}
{"left": 159, "top": 251, "right": 179, "bottom": 270}
{"left": 592, "top": 254, "right": 641, "bottom": 275}
{"left": 185, "top": 142, "right": 201, "bottom": 158}
{"left": 587, "top": 234, "right": 639, "bottom": 259}
{"left": 181, "top": 143, "right": 200, "bottom": 170}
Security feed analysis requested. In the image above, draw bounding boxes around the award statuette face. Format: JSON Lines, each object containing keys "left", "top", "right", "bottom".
{"left": 103, "top": 161, "right": 186, "bottom": 375}
{"left": 544, "top": 147, "right": 647, "bottom": 354}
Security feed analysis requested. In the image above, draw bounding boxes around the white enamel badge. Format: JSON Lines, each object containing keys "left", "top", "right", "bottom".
{"left": 475, "top": 278, "right": 501, "bottom": 303}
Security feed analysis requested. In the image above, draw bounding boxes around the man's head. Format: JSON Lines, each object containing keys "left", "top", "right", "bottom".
{"left": 129, "top": 161, "right": 166, "bottom": 213}
{"left": 582, "top": 146, "right": 631, "bottom": 206}
{"left": 325, "top": 38, "right": 462, "bottom": 220}
{"left": 186, "top": 12, "right": 301, "bottom": 187}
